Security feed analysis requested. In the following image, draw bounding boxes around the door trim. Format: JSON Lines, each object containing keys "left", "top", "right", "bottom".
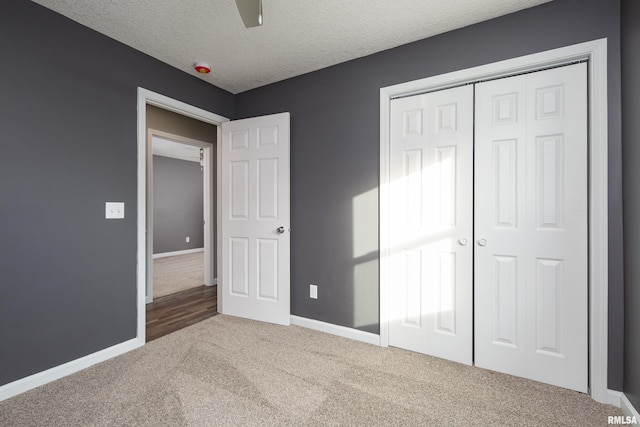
{"left": 136, "top": 88, "right": 229, "bottom": 341}
{"left": 379, "top": 39, "right": 609, "bottom": 402}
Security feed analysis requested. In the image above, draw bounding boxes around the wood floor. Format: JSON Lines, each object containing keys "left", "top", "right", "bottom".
{"left": 146, "top": 285, "right": 217, "bottom": 342}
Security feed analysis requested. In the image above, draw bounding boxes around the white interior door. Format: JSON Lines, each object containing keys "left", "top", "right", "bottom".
{"left": 474, "top": 63, "right": 588, "bottom": 392}
{"left": 220, "top": 112, "right": 290, "bottom": 326}
{"left": 388, "top": 86, "right": 474, "bottom": 365}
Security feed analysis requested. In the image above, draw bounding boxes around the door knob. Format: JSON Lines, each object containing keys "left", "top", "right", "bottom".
{"left": 458, "top": 238, "right": 468, "bottom": 246}
{"left": 276, "top": 226, "right": 286, "bottom": 234}
{"left": 477, "top": 238, "right": 487, "bottom": 247}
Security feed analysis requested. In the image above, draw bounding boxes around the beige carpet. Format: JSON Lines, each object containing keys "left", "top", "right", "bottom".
{"left": 0, "top": 315, "right": 622, "bottom": 426}
{"left": 153, "top": 252, "right": 204, "bottom": 298}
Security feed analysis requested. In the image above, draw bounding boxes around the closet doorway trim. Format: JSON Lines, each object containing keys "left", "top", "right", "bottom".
{"left": 379, "top": 38, "right": 608, "bottom": 404}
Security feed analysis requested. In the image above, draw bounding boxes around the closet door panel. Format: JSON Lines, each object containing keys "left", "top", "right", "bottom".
{"left": 389, "top": 86, "right": 474, "bottom": 365}
{"left": 474, "top": 63, "right": 587, "bottom": 393}
{"left": 475, "top": 75, "right": 528, "bottom": 375}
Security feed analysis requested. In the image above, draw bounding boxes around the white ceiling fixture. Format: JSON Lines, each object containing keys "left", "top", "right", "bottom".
{"left": 31, "top": 0, "right": 553, "bottom": 94}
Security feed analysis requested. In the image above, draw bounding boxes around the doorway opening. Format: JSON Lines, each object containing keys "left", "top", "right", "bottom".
{"left": 145, "top": 127, "right": 217, "bottom": 340}
{"left": 136, "top": 88, "right": 230, "bottom": 342}
{"left": 146, "top": 130, "right": 214, "bottom": 302}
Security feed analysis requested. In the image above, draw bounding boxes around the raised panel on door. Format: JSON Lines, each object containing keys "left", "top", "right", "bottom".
{"left": 221, "top": 113, "right": 290, "bottom": 326}
{"left": 389, "top": 85, "right": 473, "bottom": 365}
{"left": 230, "top": 237, "right": 249, "bottom": 296}
{"left": 257, "top": 238, "right": 278, "bottom": 300}
{"left": 475, "top": 63, "right": 587, "bottom": 392}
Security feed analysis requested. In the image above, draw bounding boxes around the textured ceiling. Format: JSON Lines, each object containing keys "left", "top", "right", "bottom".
{"left": 31, "top": 0, "right": 552, "bottom": 94}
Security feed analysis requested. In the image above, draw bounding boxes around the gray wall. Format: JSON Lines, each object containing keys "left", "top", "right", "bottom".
{"left": 0, "top": 0, "right": 233, "bottom": 387}
{"left": 622, "top": 0, "right": 640, "bottom": 411}
{"left": 153, "top": 156, "right": 204, "bottom": 254}
{"left": 235, "top": 0, "right": 624, "bottom": 390}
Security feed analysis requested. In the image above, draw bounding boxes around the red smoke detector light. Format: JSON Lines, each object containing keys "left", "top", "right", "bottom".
{"left": 194, "top": 62, "right": 211, "bottom": 74}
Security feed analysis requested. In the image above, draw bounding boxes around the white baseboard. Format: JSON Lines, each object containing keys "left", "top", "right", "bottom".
{"left": 602, "top": 389, "right": 639, "bottom": 420}
{"left": 152, "top": 248, "right": 204, "bottom": 259}
{"left": 205, "top": 278, "right": 218, "bottom": 286}
{"left": 0, "top": 337, "right": 144, "bottom": 402}
{"left": 621, "top": 393, "right": 640, "bottom": 419}
{"left": 608, "top": 389, "right": 623, "bottom": 407}
{"left": 290, "top": 315, "right": 381, "bottom": 346}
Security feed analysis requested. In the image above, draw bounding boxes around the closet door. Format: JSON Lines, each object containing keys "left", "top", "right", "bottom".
{"left": 474, "top": 63, "right": 588, "bottom": 392}
{"left": 388, "top": 86, "right": 474, "bottom": 365}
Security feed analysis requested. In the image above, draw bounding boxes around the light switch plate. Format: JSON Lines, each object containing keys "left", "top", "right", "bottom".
{"left": 105, "top": 202, "right": 125, "bottom": 219}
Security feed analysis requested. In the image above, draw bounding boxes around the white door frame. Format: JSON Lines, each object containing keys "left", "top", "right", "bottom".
{"left": 146, "top": 129, "right": 216, "bottom": 304}
{"left": 379, "top": 39, "right": 610, "bottom": 403}
{"left": 137, "top": 88, "right": 229, "bottom": 338}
